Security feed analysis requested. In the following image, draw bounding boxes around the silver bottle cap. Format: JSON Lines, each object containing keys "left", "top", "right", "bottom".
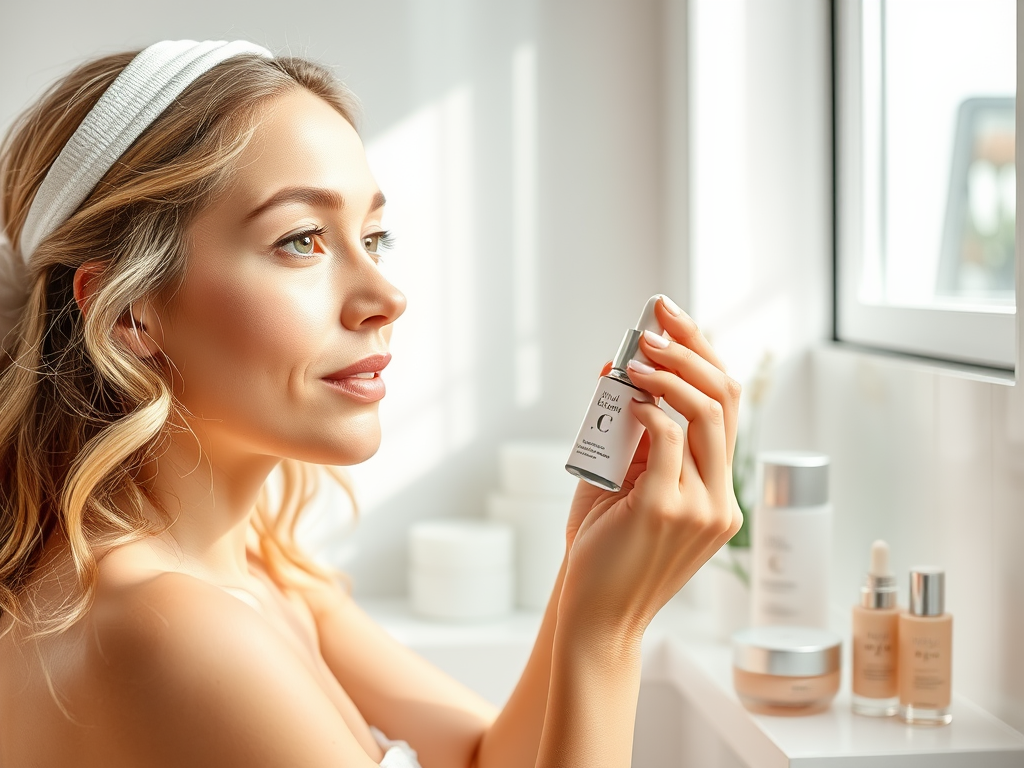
{"left": 611, "top": 295, "right": 666, "bottom": 373}
{"left": 909, "top": 567, "right": 945, "bottom": 616}
{"left": 758, "top": 451, "right": 830, "bottom": 508}
{"left": 612, "top": 328, "right": 644, "bottom": 372}
{"left": 862, "top": 575, "right": 898, "bottom": 609}
{"left": 732, "top": 626, "right": 842, "bottom": 677}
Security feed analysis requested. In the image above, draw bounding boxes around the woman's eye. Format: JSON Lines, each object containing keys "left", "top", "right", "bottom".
{"left": 362, "top": 230, "right": 394, "bottom": 256}
{"left": 291, "top": 234, "right": 315, "bottom": 255}
{"left": 276, "top": 227, "right": 326, "bottom": 259}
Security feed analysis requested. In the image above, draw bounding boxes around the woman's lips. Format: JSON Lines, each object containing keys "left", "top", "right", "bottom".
{"left": 322, "top": 353, "right": 391, "bottom": 403}
{"left": 323, "top": 374, "right": 385, "bottom": 402}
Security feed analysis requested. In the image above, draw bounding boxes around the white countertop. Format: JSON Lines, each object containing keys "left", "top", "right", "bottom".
{"left": 359, "top": 597, "right": 1024, "bottom": 767}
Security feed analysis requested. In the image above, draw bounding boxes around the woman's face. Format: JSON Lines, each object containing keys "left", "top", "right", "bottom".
{"left": 151, "top": 87, "right": 406, "bottom": 466}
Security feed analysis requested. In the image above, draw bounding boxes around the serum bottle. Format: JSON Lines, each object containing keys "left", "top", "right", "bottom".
{"left": 565, "top": 295, "right": 663, "bottom": 492}
{"left": 852, "top": 540, "right": 899, "bottom": 716}
{"left": 899, "top": 567, "right": 953, "bottom": 725}
{"left": 749, "top": 452, "right": 831, "bottom": 628}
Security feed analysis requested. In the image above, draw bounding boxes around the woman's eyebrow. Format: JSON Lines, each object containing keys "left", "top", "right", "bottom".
{"left": 243, "top": 187, "right": 386, "bottom": 223}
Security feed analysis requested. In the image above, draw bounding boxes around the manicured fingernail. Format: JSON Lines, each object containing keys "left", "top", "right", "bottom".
{"left": 627, "top": 359, "right": 655, "bottom": 375}
{"left": 643, "top": 329, "right": 669, "bottom": 349}
{"left": 659, "top": 294, "right": 682, "bottom": 316}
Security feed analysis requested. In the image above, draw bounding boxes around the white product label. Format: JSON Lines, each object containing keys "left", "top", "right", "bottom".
{"left": 565, "top": 376, "right": 653, "bottom": 491}
{"left": 750, "top": 504, "right": 832, "bottom": 629}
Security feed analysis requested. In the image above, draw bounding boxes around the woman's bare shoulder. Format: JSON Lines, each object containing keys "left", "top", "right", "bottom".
{"left": 90, "top": 569, "right": 263, "bottom": 665}
{"left": 86, "top": 567, "right": 379, "bottom": 768}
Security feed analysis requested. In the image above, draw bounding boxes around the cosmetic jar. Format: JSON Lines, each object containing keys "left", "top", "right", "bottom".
{"left": 488, "top": 441, "right": 574, "bottom": 609}
{"left": 408, "top": 520, "right": 514, "bottom": 621}
{"left": 732, "top": 626, "right": 842, "bottom": 716}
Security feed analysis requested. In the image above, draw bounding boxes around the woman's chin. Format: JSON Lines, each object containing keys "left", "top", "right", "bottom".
{"left": 334, "top": 435, "right": 382, "bottom": 465}
{"left": 291, "top": 424, "right": 382, "bottom": 466}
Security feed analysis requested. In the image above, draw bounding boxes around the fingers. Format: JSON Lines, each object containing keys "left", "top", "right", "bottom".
{"left": 637, "top": 327, "right": 741, "bottom": 466}
{"left": 629, "top": 399, "right": 685, "bottom": 500}
{"left": 654, "top": 296, "right": 726, "bottom": 372}
{"left": 625, "top": 362, "right": 728, "bottom": 491}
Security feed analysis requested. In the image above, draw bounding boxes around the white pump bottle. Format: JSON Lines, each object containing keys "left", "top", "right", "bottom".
{"left": 564, "top": 295, "right": 665, "bottom": 492}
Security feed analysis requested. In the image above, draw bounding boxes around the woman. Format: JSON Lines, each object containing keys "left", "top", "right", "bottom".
{"left": 0, "top": 40, "right": 742, "bottom": 768}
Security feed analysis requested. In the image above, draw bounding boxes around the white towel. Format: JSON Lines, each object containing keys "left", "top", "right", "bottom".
{"left": 369, "top": 725, "right": 423, "bottom": 768}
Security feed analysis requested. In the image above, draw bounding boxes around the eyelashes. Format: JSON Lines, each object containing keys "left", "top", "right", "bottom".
{"left": 274, "top": 226, "right": 395, "bottom": 260}
{"left": 274, "top": 226, "right": 328, "bottom": 258}
{"left": 363, "top": 230, "right": 395, "bottom": 255}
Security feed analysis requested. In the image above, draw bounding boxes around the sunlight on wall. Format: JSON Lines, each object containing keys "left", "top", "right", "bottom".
{"left": 691, "top": 0, "right": 830, "bottom": 387}
{"left": 334, "top": 85, "right": 478, "bottom": 515}
{"left": 691, "top": 0, "right": 758, "bottom": 381}
{"left": 512, "top": 43, "right": 541, "bottom": 407}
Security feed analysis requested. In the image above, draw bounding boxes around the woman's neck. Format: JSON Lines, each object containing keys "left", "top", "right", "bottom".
{"left": 140, "top": 423, "right": 280, "bottom": 584}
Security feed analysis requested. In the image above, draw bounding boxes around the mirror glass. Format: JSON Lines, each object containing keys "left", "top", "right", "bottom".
{"left": 858, "top": 0, "right": 1016, "bottom": 309}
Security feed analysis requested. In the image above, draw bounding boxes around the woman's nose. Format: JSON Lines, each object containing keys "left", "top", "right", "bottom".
{"left": 340, "top": 254, "right": 407, "bottom": 332}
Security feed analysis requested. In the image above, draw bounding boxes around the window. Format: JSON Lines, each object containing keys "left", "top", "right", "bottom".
{"left": 835, "top": 0, "right": 1017, "bottom": 370}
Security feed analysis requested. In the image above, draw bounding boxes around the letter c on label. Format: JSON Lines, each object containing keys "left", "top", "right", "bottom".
{"left": 597, "top": 414, "right": 613, "bottom": 432}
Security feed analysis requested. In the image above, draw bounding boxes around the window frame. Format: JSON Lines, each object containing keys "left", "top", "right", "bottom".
{"left": 833, "top": 0, "right": 1017, "bottom": 373}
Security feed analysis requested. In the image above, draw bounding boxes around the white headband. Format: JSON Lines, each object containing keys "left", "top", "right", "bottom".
{"left": 18, "top": 39, "right": 273, "bottom": 260}
{"left": 0, "top": 39, "right": 272, "bottom": 350}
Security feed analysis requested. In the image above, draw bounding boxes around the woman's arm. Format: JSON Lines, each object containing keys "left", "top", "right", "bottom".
{"left": 539, "top": 618, "right": 643, "bottom": 768}
{"left": 309, "top": 298, "right": 740, "bottom": 768}
{"left": 304, "top": 587, "right": 497, "bottom": 768}
{"left": 305, "top": 552, "right": 568, "bottom": 768}
{"left": 534, "top": 298, "right": 743, "bottom": 768}
{"left": 306, "top": 535, "right": 569, "bottom": 768}
{"left": 472, "top": 554, "right": 567, "bottom": 768}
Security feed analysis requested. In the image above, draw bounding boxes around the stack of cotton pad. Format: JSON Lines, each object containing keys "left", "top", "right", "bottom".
{"left": 408, "top": 519, "right": 514, "bottom": 621}
{"left": 486, "top": 441, "right": 576, "bottom": 611}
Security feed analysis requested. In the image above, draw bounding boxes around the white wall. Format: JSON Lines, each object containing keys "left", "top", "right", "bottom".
{"left": 685, "top": 0, "right": 1024, "bottom": 741}
{"left": 0, "top": 0, "right": 673, "bottom": 595}
{"left": 327, "top": 0, "right": 674, "bottom": 594}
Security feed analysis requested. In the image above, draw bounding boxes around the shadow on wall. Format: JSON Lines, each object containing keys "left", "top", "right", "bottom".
{"left": 350, "top": 42, "right": 542, "bottom": 517}
{"left": 291, "top": 1, "right": 669, "bottom": 596}
{"left": 297, "top": 41, "right": 545, "bottom": 595}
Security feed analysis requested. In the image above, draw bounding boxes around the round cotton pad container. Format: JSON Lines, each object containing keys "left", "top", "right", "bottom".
{"left": 732, "top": 626, "right": 842, "bottom": 716}
{"left": 408, "top": 520, "right": 514, "bottom": 621}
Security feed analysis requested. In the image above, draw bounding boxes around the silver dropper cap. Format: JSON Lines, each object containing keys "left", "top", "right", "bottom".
{"left": 612, "top": 295, "right": 665, "bottom": 373}
{"left": 758, "top": 451, "right": 830, "bottom": 508}
{"left": 909, "top": 567, "right": 945, "bottom": 616}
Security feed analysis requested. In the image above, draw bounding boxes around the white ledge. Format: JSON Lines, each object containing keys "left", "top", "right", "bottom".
{"left": 359, "top": 597, "right": 1024, "bottom": 767}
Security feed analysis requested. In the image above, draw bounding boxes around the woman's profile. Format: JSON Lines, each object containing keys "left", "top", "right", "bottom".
{"left": 0, "top": 40, "right": 743, "bottom": 768}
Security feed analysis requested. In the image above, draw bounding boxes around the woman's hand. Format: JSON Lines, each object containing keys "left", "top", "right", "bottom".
{"left": 559, "top": 296, "right": 743, "bottom": 639}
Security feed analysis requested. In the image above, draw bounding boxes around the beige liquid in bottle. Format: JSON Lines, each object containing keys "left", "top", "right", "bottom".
{"left": 898, "top": 567, "right": 952, "bottom": 725}
{"left": 852, "top": 540, "right": 899, "bottom": 716}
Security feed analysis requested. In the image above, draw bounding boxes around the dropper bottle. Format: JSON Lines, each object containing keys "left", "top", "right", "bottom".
{"left": 851, "top": 540, "right": 900, "bottom": 716}
{"left": 565, "top": 295, "right": 664, "bottom": 492}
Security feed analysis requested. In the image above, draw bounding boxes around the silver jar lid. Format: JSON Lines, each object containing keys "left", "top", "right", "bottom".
{"left": 758, "top": 451, "right": 830, "bottom": 508}
{"left": 732, "top": 626, "right": 842, "bottom": 677}
{"left": 909, "top": 567, "right": 945, "bottom": 616}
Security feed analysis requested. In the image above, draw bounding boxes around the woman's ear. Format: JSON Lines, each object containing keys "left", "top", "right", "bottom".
{"left": 72, "top": 261, "right": 103, "bottom": 317}
{"left": 73, "top": 261, "right": 162, "bottom": 359}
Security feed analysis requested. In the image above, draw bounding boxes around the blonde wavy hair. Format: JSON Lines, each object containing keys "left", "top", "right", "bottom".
{"left": 0, "top": 49, "right": 359, "bottom": 638}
